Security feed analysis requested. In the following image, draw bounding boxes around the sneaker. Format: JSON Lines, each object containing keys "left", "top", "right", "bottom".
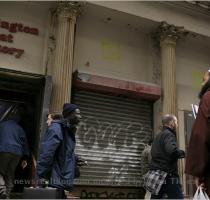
{"left": 0, "top": 193, "right": 7, "bottom": 199}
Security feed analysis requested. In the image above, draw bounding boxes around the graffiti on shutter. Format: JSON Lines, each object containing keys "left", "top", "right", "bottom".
{"left": 73, "top": 91, "right": 153, "bottom": 186}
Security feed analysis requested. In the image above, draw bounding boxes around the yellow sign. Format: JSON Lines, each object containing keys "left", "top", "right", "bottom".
{"left": 101, "top": 40, "right": 121, "bottom": 61}
{"left": 192, "top": 70, "right": 203, "bottom": 90}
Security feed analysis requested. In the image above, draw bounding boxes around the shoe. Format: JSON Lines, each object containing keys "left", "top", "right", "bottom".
{"left": 0, "top": 193, "right": 7, "bottom": 199}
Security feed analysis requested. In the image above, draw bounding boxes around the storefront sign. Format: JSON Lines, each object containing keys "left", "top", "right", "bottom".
{"left": 0, "top": 19, "right": 39, "bottom": 58}
{"left": 0, "top": 20, "right": 39, "bottom": 35}
{"left": 0, "top": 34, "right": 13, "bottom": 42}
{"left": 0, "top": 45, "right": 24, "bottom": 58}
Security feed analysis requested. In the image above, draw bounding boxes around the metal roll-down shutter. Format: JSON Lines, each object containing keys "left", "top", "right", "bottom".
{"left": 73, "top": 90, "right": 153, "bottom": 187}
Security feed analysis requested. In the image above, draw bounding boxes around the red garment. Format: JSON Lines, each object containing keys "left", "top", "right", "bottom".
{"left": 185, "top": 91, "right": 210, "bottom": 194}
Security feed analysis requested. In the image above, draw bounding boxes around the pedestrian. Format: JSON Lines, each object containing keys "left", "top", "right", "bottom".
{"left": 46, "top": 112, "right": 86, "bottom": 179}
{"left": 0, "top": 105, "right": 29, "bottom": 199}
{"left": 37, "top": 103, "right": 81, "bottom": 197}
{"left": 142, "top": 138, "right": 153, "bottom": 175}
{"left": 46, "top": 112, "right": 63, "bottom": 127}
{"left": 185, "top": 69, "right": 210, "bottom": 195}
{"left": 142, "top": 138, "right": 153, "bottom": 199}
{"left": 144, "top": 114, "right": 185, "bottom": 199}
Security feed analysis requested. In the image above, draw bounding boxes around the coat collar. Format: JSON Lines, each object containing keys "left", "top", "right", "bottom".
{"left": 163, "top": 126, "right": 176, "bottom": 134}
{"left": 51, "top": 119, "right": 71, "bottom": 128}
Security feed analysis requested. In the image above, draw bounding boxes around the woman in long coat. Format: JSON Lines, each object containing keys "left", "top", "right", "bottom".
{"left": 186, "top": 70, "right": 210, "bottom": 195}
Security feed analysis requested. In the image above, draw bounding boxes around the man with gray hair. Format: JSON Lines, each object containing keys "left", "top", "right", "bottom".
{"left": 144, "top": 114, "right": 185, "bottom": 199}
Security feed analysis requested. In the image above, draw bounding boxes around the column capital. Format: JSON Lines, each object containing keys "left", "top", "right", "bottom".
{"left": 56, "top": 1, "right": 84, "bottom": 22}
{"left": 156, "top": 21, "right": 188, "bottom": 45}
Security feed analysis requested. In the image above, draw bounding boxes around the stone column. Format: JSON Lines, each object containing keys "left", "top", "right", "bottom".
{"left": 50, "top": 2, "right": 82, "bottom": 112}
{"left": 155, "top": 22, "right": 188, "bottom": 189}
{"left": 161, "top": 37, "right": 177, "bottom": 115}
{"left": 156, "top": 22, "right": 188, "bottom": 116}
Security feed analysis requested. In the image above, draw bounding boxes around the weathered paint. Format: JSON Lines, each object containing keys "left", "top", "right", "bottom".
{"left": 73, "top": 72, "right": 161, "bottom": 102}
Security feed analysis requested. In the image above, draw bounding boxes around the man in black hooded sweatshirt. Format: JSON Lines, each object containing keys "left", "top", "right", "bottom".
{"left": 37, "top": 103, "right": 81, "bottom": 197}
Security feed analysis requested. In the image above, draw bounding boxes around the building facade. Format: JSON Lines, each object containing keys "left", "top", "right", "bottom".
{"left": 0, "top": 1, "right": 210, "bottom": 198}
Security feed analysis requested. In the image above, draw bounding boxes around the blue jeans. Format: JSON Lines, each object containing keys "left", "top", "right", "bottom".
{"left": 151, "top": 175, "right": 184, "bottom": 199}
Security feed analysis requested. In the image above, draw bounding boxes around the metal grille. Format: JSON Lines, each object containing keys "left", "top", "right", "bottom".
{"left": 73, "top": 90, "right": 153, "bottom": 187}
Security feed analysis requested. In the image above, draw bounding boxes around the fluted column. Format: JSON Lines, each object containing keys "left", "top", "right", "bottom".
{"left": 50, "top": 2, "right": 82, "bottom": 112}
{"left": 161, "top": 37, "right": 177, "bottom": 115}
{"left": 156, "top": 22, "right": 188, "bottom": 116}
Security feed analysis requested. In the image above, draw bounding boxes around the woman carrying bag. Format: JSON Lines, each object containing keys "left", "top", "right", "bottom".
{"left": 186, "top": 69, "right": 210, "bottom": 197}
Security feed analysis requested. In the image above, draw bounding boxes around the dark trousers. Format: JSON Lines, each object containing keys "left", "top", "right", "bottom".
{"left": 151, "top": 175, "right": 184, "bottom": 199}
{"left": 0, "top": 152, "right": 20, "bottom": 198}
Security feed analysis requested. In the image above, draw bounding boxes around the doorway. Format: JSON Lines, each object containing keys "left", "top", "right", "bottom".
{"left": 0, "top": 68, "right": 51, "bottom": 194}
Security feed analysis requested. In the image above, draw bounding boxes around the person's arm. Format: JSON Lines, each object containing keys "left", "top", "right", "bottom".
{"left": 141, "top": 148, "right": 148, "bottom": 163}
{"left": 141, "top": 146, "right": 151, "bottom": 175}
{"left": 200, "top": 92, "right": 210, "bottom": 119}
{"left": 141, "top": 148, "right": 147, "bottom": 174}
{"left": 163, "top": 133, "right": 185, "bottom": 159}
{"left": 37, "top": 128, "right": 62, "bottom": 179}
{"left": 18, "top": 128, "right": 30, "bottom": 169}
{"left": 22, "top": 133, "right": 30, "bottom": 157}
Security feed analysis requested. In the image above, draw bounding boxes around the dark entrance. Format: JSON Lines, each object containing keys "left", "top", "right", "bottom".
{"left": 0, "top": 68, "right": 51, "bottom": 195}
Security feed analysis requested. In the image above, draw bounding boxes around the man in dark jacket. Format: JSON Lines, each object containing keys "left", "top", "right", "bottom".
{"left": 37, "top": 103, "right": 81, "bottom": 196}
{"left": 149, "top": 114, "right": 185, "bottom": 199}
{"left": 0, "top": 105, "right": 29, "bottom": 198}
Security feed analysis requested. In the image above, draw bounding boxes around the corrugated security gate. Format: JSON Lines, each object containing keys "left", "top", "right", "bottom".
{"left": 73, "top": 90, "right": 153, "bottom": 187}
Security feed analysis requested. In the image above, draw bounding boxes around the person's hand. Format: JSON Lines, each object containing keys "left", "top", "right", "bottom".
{"left": 178, "top": 150, "right": 185, "bottom": 158}
{"left": 194, "top": 177, "right": 205, "bottom": 190}
{"left": 21, "top": 160, "right": 27, "bottom": 169}
{"left": 76, "top": 156, "right": 88, "bottom": 167}
{"left": 38, "top": 178, "right": 49, "bottom": 188}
